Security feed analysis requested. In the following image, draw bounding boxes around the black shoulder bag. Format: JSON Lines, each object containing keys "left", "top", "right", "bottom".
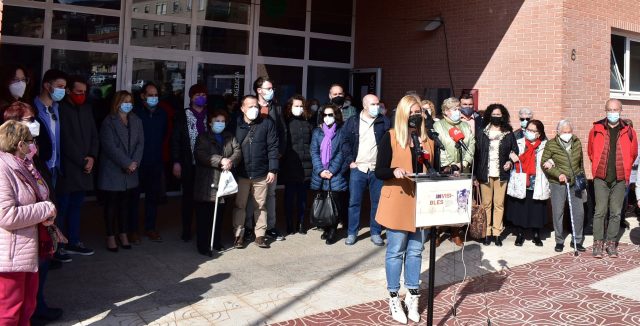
{"left": 561, "top": 142, "right": 587, "bottom": 195}
{"left": 311, "top": 179, "right": 339, "bottom": 227}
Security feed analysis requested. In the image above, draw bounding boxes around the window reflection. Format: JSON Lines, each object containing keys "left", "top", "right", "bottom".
{"left": 194, "top": 0, "right": 250, "bottom": 24}
{"left": 1, "top": 6, "right": 45, "bottom": 38}
{"left": 52, "top": 11, "right": 120, "bottom": 44}
{"left": 197, "top": 26, "right": 248, "bottom": 54}
{"left": 132, "top": 58, "right": 186, "bottom": 107}
{"left": 51, "top": 49, "right": 118, "bottom": 100}
{"left": 257, "top": 64, "right": 302, "bottom": 106}
{"left": 54, "top": 0, "right": 121, "bottom": 10}
{"left": 197, "top": 64, "right": 245, "bottom": 109}
{"left": 132, "top": 0, "right": 191, "bottom": 18}
{"left": 311, "top": 0, "right": 353, "bottom": 36}
{"left": 260, "top": 0, "right": 306, "bottom": 31}
{"left": 131, "top": 19, "right": 190, "bottom": 49}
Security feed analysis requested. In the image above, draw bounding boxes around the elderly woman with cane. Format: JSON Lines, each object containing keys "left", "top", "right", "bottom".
{"left": 375, "top": 95, "right": 435, "bottom": 324}
{"left": 194, "top": 110, "right": 241, "bottom": 256}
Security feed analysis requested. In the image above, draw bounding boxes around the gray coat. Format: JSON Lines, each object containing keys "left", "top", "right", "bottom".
{"left": 98, "top": 114, "right": 144, "bottom": 191}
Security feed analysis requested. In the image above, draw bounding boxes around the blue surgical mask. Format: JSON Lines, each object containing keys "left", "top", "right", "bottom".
{"left": 263, "top": 89, "right": 274, "bottom": 101}
{"left": 450, "top": 110, "right": 461, "bottom": 122}
{"left": 525, "top": 130, "right": 537, "bottom": 142}
{"left": 120, "top": 102, "right": 133, "bottom": 113}
{"left": 146, "top": 96, "right": 159, "bottom": 107}
{"left": 607, "top": 112, "right": 620, "bottom": 124}
{"left": 368, "top": 104, "right": 380, "bottom": 117}
{"left": 212, "top": 121, "right": 225, "bottom": 134}
{"left": 50, "top": 87, "right": 66, "bottom": 102}
{"left": 520, "top": 120, "right": 529, "bottom": 129}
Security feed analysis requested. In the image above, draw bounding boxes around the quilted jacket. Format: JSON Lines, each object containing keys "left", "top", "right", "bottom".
{"left": 0, "top": 152, "right": 56, "bottom": 273}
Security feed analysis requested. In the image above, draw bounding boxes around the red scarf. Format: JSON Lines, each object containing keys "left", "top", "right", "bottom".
{"left": 518, "top": 139, "right": 541, "bottom": 187}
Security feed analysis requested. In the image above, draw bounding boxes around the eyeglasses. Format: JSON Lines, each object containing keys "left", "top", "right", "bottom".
{"left": 323, "top": 113, "right": 335, "bottom": 117}
{"left": 525, "top": 129, "right": 538, "bottom": 133}
{"left": 46, "top": 106, "right": 58, "bottom": 121}
{"left": 11, "top": 78, "right": 30, "bottom": 84}
{"left": 520, "top": 118, "right": 531, "bottom": 122}
{"left": 24, "top": 138, "right": 36, "bottom": 145}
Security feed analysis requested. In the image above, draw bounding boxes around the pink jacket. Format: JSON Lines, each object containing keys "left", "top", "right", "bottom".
{"left": 0, "top": 152, "right": 56, "bottom": 273}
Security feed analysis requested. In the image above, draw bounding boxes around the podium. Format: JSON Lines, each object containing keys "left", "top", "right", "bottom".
{"left": 412, "top": 173, "right": 473, "bottom": 326}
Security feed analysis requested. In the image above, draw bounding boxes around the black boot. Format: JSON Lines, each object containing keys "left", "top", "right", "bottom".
{"left": 325, "top": 227, "right": 336, "bottom": 245}
{"left": 321, "top": 228, "right": 328, "bottom": 240}
{"left": 494, "top": 236, "right": 503, "bottom": 247}
{"left": 298, "top": 222, "right": 307, "bottom": 234}
{"left": 483, "top": 236, "right": 492, "bottom": 246}
{"left": 532, "top": 229, "right": 543, "bottom": 246}
{"left": 514, "top": 232, "right": 524, "bottom": 247}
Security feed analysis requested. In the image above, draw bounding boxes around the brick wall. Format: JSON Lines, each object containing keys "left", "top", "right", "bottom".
{"left": 355, "top": 0, "right": 640, "bottom": 177}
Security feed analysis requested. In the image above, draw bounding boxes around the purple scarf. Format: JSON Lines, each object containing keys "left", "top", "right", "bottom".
{"left": 189, "top": 107, "right": 207, "bottom": 134}
{"left": 321, "top": 123, "right": 336, "bottom": 169}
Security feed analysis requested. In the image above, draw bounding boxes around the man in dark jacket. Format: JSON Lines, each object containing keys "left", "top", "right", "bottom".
{"left": 57, "top": 76, "right": 99, "bottom": 257}
{"left": 254, "top": 76, "right": 287, "bottom": 241}
{"left": 233, "top": 95, "right": 279, "bottom": 249}
{"left": 342, "top": 94, "right": 390, "bottom": 246}
{"left": 130, "top": 82, "right": 167, "bottom": 243}
{"left": 459, "top": 93, "right": 483, "bottom": 136}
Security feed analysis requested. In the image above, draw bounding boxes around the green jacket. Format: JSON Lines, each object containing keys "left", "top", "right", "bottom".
{"left": 433, "top": 117, "right": 476, "bottom": 167}
{"left": 541, "top": 136, "right": 584, "bottom": 185}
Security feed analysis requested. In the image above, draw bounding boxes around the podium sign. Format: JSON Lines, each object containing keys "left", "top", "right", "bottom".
{"left": 415, "top": 177, "right": 473, "bottom": 228}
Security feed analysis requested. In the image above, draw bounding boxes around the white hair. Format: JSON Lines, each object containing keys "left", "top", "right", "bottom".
{"left": 519, "top": 108, "right": 533, "bottom": 117}
{"left": 556, "top": 119, "right": 573, "bottom": 132}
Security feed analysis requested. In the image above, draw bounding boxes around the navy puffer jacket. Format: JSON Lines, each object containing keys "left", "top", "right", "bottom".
{"left": 310, "top": 125, "right": 348, "bottom": 191}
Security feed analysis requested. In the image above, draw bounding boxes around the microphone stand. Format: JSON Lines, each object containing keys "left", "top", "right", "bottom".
{"left": 421, "top": 130, "right": 439, "bottom": 326}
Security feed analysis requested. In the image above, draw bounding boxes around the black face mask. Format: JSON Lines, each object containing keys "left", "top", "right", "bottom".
{"left": 331, "top": 96, "right": 345, "bottom": 106}
{"left": 490, "top": 116, "right": 502, "bottom": 126}
{"left": 408, "top": 114, "right": 423, "bottom": 129}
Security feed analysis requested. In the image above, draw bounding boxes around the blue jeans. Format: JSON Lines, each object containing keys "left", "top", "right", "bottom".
{"left": 385, "top": 228, "right": 426, "bottom": 292}
{"left": 284, "top": 181, "right": 309, "bottom": 231}
{"left": 56, "top": 191, "right": 86, "bottom": 245}
{"left": 348, "top": 169, "right": 383, "bottom": 236}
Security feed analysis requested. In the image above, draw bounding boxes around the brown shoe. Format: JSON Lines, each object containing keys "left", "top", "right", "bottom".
{"left": 145, "top": 230, "right": 163, "bottom": 242}
{"left": 234, "top": 235, "right": 244, "bottom": 249}
{"left": 255, "top": 236, "right": 270, "bottom": 248}
{"left": 605, "top": 241, "right": 618, "bottom": 258}
{"left": 592, "top": 240, "right": 604, "bottom": 258}
{"left": 128, "top": 232, "right": 141, "bottom": 245}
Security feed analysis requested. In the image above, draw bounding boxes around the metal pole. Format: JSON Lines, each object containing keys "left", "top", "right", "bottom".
{"left": 427, "top": 226, "right": 437, "bottom": 326}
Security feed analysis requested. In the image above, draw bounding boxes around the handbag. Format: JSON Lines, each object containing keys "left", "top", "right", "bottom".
{"left": 311, "top": 180, "right": 339, "bottom": 227}
{"left": 469, "top": 184, "right": 487, "bottom": 239}
{"left": 216, "top": 170, "right": 238, "bottom": 197}
{"left": 561, "top": 145, "right": 586, "bottom": 194}
{"left": 506, "top": 163, "right": 527, "bottom": 199}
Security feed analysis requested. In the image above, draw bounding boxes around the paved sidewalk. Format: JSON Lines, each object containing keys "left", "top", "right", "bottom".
{"left": 45, "top": 199, "right": 640, "bottom": 325}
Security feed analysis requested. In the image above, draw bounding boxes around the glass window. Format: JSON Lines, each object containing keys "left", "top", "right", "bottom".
{"left": 52, "top": 11, "right": 120, "bottom": 44}
{"left": 51, "top": 49, "right": 118, "bottom": 98}
{"left": 257, "top": 64, "right": 302, "bottom": 105}
{"left": 309, "top": 38, "right": 351, "bottom": 63}
{"left": 1, "top": 6, "right": 45, "bottom": 38}
{"left": 307, "top": 66, "right": 349, "bottom": 106}
{"left": 311, "top": 0, "right": 352, "bottom": 36}
{"left": 258, "top": 33, "right": 304, "bottom": 59}
{"left": 131, "top": 19, "right": 190, "bottom": 48}
{"left": 611, "top": 35, "right": 625, "bottom": 91}
{"left": 259, "top": 0, "right": 306, "bottom": 31}
{"left": 196, "top": 26, "right": 249, "bottom": 54}
{"left": 630, "top": 41, "right": 640, "bottom": 92}
{"left": 197, "top": 64, "right": 245, "bottom": 108}
{"left": 54, "top": 0, "right": 120, "bottom": 10}
{"left": 133, "top": 0, "right": 191, "bottom": 18}
{"left": 0, "top": 44, "right": 44, "bottom": 95}
{"left": 132, "top": 58, "right": 187, "bottom": 118}
{"left": 195, "top": 0, "right": 250, "bottom": 24}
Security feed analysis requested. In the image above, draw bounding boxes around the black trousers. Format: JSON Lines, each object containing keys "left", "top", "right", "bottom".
{"left": 181, "top": 166, "right": 196, "bottom": 238}
{"left": 104, "top": 189, "right": 133, "bottom": 236}
{"left": 195, "top": 201, "right": 225, "bottom": 252}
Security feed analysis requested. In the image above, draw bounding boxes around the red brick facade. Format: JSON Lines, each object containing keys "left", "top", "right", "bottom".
{"left": 355, "top": 0, "right": 640, "bottom": 177}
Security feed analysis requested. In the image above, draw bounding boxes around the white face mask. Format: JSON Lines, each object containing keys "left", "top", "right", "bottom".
{"left": 246, "top": 106, "right": 259, "bottom": 120}
{"left": 324, "top": 116, "right": 335, "bottom": 126}
{"left": 9, "top": 81, "right": 26, "bottom": 99}
{"left": 26, "top": 120, "right": 40, "bottom": 137}
{"left": 368, "top": 104, "right": 380, "bottom": 117}
{"left": 292, "top": 106, "right": 304, "bottom": 117}
{"left": 263, "top": 89, "right": 274, "bottom": 101}
{"left": 559, "top": 133, "right": 572, "bottom": 142}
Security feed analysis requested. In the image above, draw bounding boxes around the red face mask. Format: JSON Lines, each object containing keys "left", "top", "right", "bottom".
{"left": 69, "top": 93, "right": 86, "bottom": 106}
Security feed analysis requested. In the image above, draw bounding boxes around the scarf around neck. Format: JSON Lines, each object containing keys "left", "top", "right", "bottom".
{"left": 321, "top": 123, "right": 337, "bottom": 169}
{"left": 519, "top": 139, "right": 541, "bottom": 186}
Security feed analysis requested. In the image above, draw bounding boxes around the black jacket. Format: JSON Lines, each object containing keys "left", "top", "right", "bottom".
{"left": 170, "top": 108, "right": 199, "bottom": 179}
{"left": 57, "top": 99, "right": 100, "bottom": 193}
{"left": 280, "top": 117, "right": 313, "bottom": 183}
{"left": 342, "top": 113, "right": 391, "bottom": 164}
{"left": 235, "top": 115, "right": 279, "bottom": 179}
{"left": 263, "top": 101, "right": 287, "bottom": 157}
{"left": 474, "top": 128, "right": 519, "bottom": 182}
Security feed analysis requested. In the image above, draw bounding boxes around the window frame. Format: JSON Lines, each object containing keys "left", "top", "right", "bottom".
{"left": 610, "top": 31, "right": 640, "bottom": 100}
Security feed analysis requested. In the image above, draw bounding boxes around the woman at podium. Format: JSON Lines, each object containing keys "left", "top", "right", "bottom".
{"left": 374, "top": 95, "right": 434, "bottom": 324}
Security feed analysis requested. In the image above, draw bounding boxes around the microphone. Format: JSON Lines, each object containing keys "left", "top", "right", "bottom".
{"left": 448, "top": 127, "right": 470, "bottom": 153}
{"left": 412, "top": 131, "right": 436, "bottom": 174}
{"left": 427, "top": 128, "right": 445, "bottom": 150}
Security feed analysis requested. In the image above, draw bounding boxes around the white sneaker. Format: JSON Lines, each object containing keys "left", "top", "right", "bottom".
{"left": 389, "top": 296, "right": 407, "bottom": 324}
{"left": 404, "top": 292, "right": 421, "bottom": 323}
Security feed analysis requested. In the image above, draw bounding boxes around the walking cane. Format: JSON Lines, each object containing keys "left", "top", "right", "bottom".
{"left": 209, "top": 190, "right": 220, "bottom": 257}
{"left": 565, "top": 183, "right": 579, "bottom": 257}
